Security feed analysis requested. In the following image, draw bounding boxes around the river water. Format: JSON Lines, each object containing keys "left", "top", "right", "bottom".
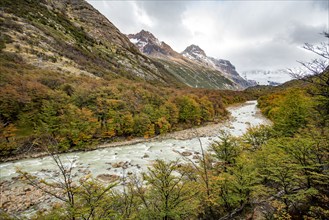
{"left": 0, "top": 100, "right": 270, "bottom": 182}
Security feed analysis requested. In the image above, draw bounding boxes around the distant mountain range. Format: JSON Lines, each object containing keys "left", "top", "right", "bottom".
{"left": 128, "top": 30, "right": 253, "bottom": 89}
{"left": 242, "top": 69, "right": 292, "bottom": 86}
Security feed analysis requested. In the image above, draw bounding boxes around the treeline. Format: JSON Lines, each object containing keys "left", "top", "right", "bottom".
{"left": 256, "top": 85, "right": 328, "bottom": 218}
{"left": 0, "top": 51, "right": 251, "bottom": 158}
{"left": 11, "top": 77, "right": 328, "bottom": 219}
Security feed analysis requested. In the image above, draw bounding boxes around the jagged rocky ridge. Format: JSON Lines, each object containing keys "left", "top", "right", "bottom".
{"left": 181, "top": 44, "right": 253, "bottom": 88}
{"left": 129, "top": 31, "right": 254, "bottom": 89}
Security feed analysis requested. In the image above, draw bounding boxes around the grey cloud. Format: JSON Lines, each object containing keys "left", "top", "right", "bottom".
{"left": 136, "top": 1, "right": 186, "bottom": 22}
{"left": 86, "top": 1, "right": 141, "bottom": 33}
{"left": 288, "top": 23, "right": 327, "bottom": 45}
{"left": 312, "top": 0, "right": 329, "bottom": 10}
{"left": 226, "top": 38, "right": 326, "bottom": 72}
{"left": 87, "top": 0, "right": 328, "bottom": 72}
{"left": 134, "top": 1, "right": 191, "bottom": 46}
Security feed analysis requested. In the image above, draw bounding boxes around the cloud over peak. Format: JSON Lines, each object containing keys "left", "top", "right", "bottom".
{"left": 87, "top": 0, "right": 328, "bottom": 72}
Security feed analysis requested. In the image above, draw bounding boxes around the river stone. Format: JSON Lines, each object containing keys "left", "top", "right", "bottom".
{"left": 142, "top": 153, "right": 149, "bottom": 158}
{"left": 112, "top": 161, "right": 125, "bottom": 168}
{"left": 181, "top": 151, "right": 192, "bottom": 156}
{"left": 24, "top": 187, "right": 31, "bottom": 192}
{"left": 193, "top": 155, "right": 200, "bottom": 160}
{"left": 97, "top": 174, "right": 119, "bottom": 182}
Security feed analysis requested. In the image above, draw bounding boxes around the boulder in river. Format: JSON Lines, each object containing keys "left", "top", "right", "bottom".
{"left": 112, "top": 161, "right": 125, "bottom": 168}
{"left": 193, "top": 155, "right": 200, "bottom": 160}
{"left": 96, "top": 174, "right": 119, "bottom": 182}
{"left": 142, "top": 153, "right": 149, "bottom": 158}
{"left": 181, "top": 151, "right": 192, "bottom": 156}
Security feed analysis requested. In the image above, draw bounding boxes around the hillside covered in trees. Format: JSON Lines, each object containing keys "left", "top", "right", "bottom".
{"left": 0, "top": 50, "right": 254, "bottom": 160}
{"left": 0, "top": 0, "right": 255, "bottom": 160}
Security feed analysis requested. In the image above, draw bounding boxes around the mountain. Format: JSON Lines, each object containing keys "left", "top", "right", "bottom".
{"left": 128, "top": 31, "right": 252, "bottom": 89}
{"left": 128, "top": 30, "right": 180, "bottom": 58}
{"left": 0, "top": 0, "right": 252, "bottom": 91}
{"left": 181, "top": 44, "right": 207, "bottom": 59}
{"left": 181, "top": 44, "right": 208, "bottom": 63}
{"left": 128, "top": 31, "right": 239, "bottom": 89}
{"left": 242, "top": 69, "right": 292, "bottom": 86}
{"left": 0, "top": 0, "right": 186, "bottom": 87}
{"left": 181, "top": 44, "right": 253, "bottom": 88}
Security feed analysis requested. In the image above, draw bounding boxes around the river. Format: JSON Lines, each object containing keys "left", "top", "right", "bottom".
{"left": 0, "top": 100, "right": 272, "bottom": 215}
{"left": 0, "top": 100, "right": 270, "bottom": 182}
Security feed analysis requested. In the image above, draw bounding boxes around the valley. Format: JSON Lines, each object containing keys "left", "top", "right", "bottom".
{"left": 0, "top": 100, "right": 269, "bottom": 216}
{"left": 0, "top": 0, "right": 328, "bottom": 219}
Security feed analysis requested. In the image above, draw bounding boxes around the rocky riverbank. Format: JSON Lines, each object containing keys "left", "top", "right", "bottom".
{"left": 1, "top": 179, "right": 52, "bottom": 216}
{"left": 2, "top": 101, "right": 256, "bottom": 163}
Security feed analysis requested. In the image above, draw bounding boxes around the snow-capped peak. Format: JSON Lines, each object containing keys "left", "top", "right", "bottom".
{"left": 127, "top": 30, "right": 177, "bottom": 57}
{"left": 128, "top": 30, "right": 161, "bottom": 48}
{"left": 182, "top": 44, "right": 207, "bottom": 57}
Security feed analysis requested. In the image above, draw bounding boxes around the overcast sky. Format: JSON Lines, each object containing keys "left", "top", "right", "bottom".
{"left": 87, "top": 0, "right": 328, "bottom": 72}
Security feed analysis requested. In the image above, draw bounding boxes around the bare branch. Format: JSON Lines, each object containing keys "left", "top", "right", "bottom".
{"left": 290, "top": 32, "right": 329, "bottom": 81}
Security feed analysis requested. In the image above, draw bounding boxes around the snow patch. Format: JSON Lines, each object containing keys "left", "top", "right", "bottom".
{"left": 242, "top": 69, "right": 292, "bottom": 85}
{"left": 129, "top": 38, "right": 139, "bottom": 44}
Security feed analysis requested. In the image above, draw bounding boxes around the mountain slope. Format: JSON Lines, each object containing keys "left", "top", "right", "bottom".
{"left": 0, "top": 0, "right": 186, "bottom": 87}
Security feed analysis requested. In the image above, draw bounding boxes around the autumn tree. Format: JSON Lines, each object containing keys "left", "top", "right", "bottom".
{"left": 210, "top": 130, "right": 240, "bottom": 172}
{"left": 176, "top": 95, "right": 201, "bottom": 125}
{"left": 156, "top": 117, "right": 171, "bottom": 134}
{"left": 199, "top": 96, "right": 215, "bottom": 122}
{"left": 242, "top": 125, "right": 272, "bottom": 151}
{"left": 271, "top": 90, "right": 311, "bottom": 136}
{"left": 159, "top": 101, "right": 179, "bottom": 126}
{"left": 134, "top": 159, "right": 199, "bottom": 220}
{"left": 133, "top": 113, "right": 152, "bottom": 137}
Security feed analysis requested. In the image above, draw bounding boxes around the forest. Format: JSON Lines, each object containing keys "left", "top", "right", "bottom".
{"left": 0, "top": 49, "right": 253, "bottom": 160}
